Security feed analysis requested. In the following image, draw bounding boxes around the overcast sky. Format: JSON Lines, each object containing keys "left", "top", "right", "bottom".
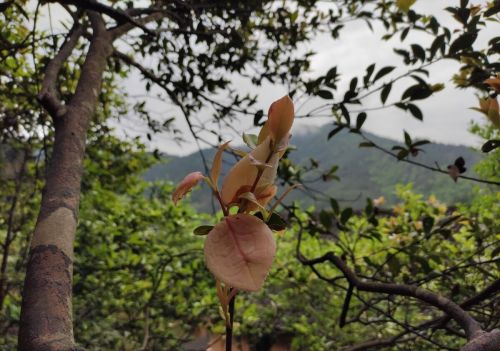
{"left": 39, "top": 1, "right": 498, "bottom": 156}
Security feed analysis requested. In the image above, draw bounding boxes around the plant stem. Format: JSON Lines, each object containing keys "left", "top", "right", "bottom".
{"left": 225, "top": 291, "right": 236, "bottom": 351}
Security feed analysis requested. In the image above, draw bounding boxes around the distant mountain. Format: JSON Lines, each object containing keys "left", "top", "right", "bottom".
{"left": 144, "top": 126, "right": 483, "bottom": 211}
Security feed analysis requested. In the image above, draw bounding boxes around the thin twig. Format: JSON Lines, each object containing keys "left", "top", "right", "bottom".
{"left": 358, "top": 131, "right": 500, "bottom": 186}
{"left": 226, "top": 292, "right": 236, "bottom": 351}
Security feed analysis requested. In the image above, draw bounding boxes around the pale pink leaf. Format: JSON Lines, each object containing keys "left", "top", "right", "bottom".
{"left": 204, "top": 214, "right": 276, "bottom": 292}
{"left": 172, "top": 171, "right": 204, "bottom": 205}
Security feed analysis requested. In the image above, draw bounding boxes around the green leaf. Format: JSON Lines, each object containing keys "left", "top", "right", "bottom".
{"left": 411, "top": 44, "right": 426, "bottom": 62}
{"left": 364, "top": 63, "right": 376, "bottom": 86}
{"left": 481, "top": 139, "right": 500, "bottom": 153}
{"left": 340, "top": 207, "right": 353, "bottom": 225}
{"left": 396, "top": 0, "right": 417, "bottom": 13}
{"left": 317, "top": 89, "right": 333, "bottom": 99}
{"left": 416, "top": 256, "right": 432, "bottom": 274}
{"left": 404, "top": 131, "right": 412, "bottom": 146}
{"left": 380, "top": 83, "right": 392, "bottom": 104}
{"left": 340, "top": 104, "right": 350, "bottom": 124}
{"left": 193, "top": 225, "right": 214, "bottom": 236}
{"left": 387, "top": 255, "right": 401, "bottom": 276}
{"left": 266, "top": 212, "right": 287, "bottom": 231}
{"left": 484, "top": 2, "right": 500, "bottom": 16}
{"left": 365, "top": 198, "right": 374, "bottom": 215}
{"left": 373, "top": 66, "right": 395, "bottom": 82}
{"left": 395, "top": 102, "right": 407, "bottom": 110}
{"left": 430, "top": 35, "right": 446, "bottom": 59}
{"left": 407, "top": 103, "right": 423, "bottom": 120}
{"left": 402, "top": 84, "right": 433, "bottom": 101}
{"left": 449, "top": 32, "right": 477, "bottom": 55}
{"left": 349, "top": 77, "right": 358, "bottom": 92}
{"left": 412, "top": 140, "right": 430, "bottom": 147}
{"left": 253, "top": 110, "right": 264, "bottom": 126}
{"left": 330, "top": 198, "right": 340, "bottom": 215}
{"left": 400, "top": 27, "right": 410, "bottom": 41}
{"left": 319, "top": 210, "right": 332, "bottom": 228}
{"left": 363, "top": 256, "right": 376, "bottom": 267}
{"left": 423, "top": 217, "right": 434, "bottom": 234}
{"left": 356, "top": 112, "right": 367, "bottom": 130}
{"left": 397, "top": 149, "right": 409, "bottom": 160}
{"left": 325, "top": 66, "right": 338, "bottom": 81}
{"left": 327, "top": 126, "right": 344, "bottom": 140}
{"left": 242, "top": 133, "right": 258, "bottom": 149}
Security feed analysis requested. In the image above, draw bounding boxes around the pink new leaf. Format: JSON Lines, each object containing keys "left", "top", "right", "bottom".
{"left": 204, "top": 214, "right": 276, "bottom": 292}
{"left": 172, "top": 171, "right": 205, "bottom": 205}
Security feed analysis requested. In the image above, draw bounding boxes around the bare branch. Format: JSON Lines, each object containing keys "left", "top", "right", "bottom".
{"left": 37, "top": 21, "right": 83, "bottom": 119}
{"left": 110, "top": 12, "right": 164, "bottom": 39}
{"left": 342, "top": 279, "right": 500, "bottom": 351}
{"left": 339, "top": 283, "right": 353, "bottom": 328}
{"left": 296, "top": 228, "right": 483, "bottom": 340}
{"left": 358, "top": 132, "right": 500, "bottom": 186}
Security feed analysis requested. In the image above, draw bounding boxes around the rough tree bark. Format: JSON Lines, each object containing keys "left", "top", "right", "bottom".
{"left": 18, "top": 13, "right": 113, "bottom": 351}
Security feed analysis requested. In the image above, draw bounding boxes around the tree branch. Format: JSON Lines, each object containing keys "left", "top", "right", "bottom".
{"left": 341, "top": 279, "right": 500, "bottom": 351}
{"left": 339, "top": 283, "right": 353, "bottom": 328}
{"left": 112, "top": 50, "right": 211, "bottom": 177}
{"left": 37, "top": 20, "right": 83, "bottom": 119}
{"left": 68, "top": 11, "right": 111, "bottom": 110}
{"left": 359, "top": 132, "right": 500, "bottom": 186}
{"left": 109, "top": 12, "right": 164, "bottom": 39}
{"left": 51, "top": 0, "right": 156, "bottom": 35}
{"left": 296, "top": 227, "right": 483, "bottom": 340}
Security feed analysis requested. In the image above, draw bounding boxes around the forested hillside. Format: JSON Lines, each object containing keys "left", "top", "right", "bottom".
{"left": 145, "top": 127, "right": 482, "bottom": 210}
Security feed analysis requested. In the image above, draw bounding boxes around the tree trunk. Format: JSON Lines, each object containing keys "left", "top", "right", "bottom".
{"left": 461, "top": 330, "right": 500, "bottom": 351}
{"left": 18, "top": 19, "right": 112, "bottom": 351}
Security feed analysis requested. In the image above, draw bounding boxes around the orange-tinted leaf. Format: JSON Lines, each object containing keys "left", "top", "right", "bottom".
{"left": 257, "top": 121, "right": 270, "bottom": 145}
{"left": 221, "top": 137, "right": 279, "bottom": 205}
{"left": 211, "top": 141, "right": 230, "bottom": 189}
{"left": 267, "top": 95, "right": 295, "bottom": 143}
{"left": 204, "top": 214, "right": 276, "bottom": 291}
{"left": 172, "top": 171, "right": 204, "bottom": 205}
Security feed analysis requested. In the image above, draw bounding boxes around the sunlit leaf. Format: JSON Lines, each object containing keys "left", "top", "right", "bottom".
{"left": 396, "top": 0, "right": 416, "bottom": 13}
